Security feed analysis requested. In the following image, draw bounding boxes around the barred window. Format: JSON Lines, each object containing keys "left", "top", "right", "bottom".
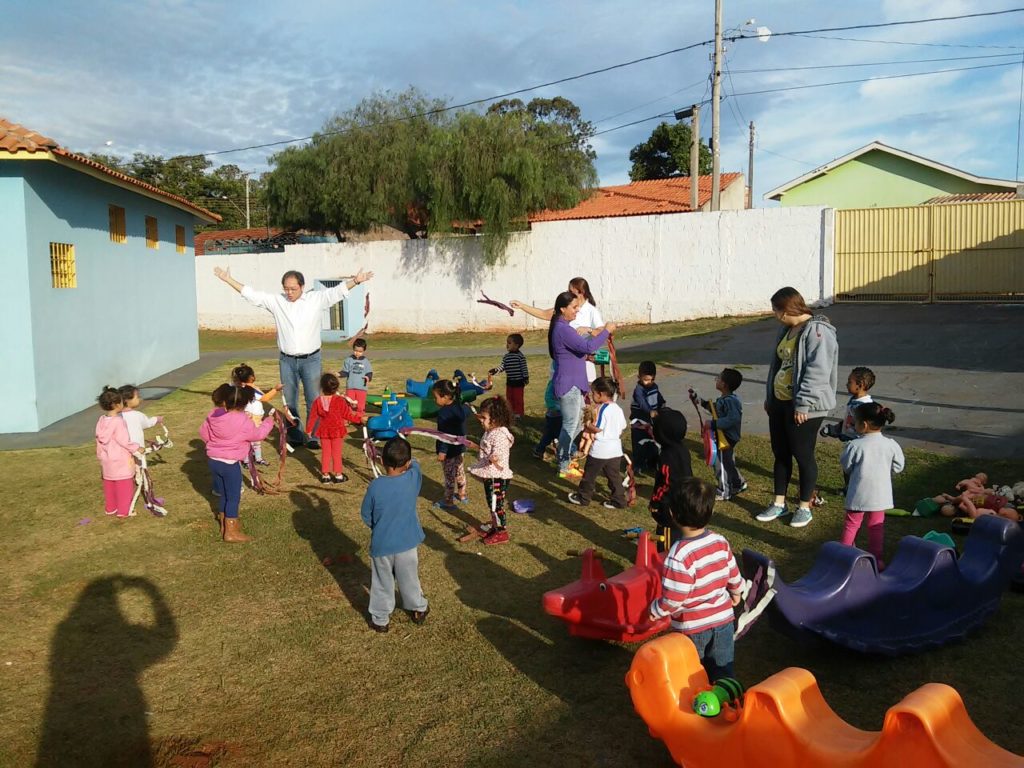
{"left": 50, "top": 243, "right": 76, "bottom": 288}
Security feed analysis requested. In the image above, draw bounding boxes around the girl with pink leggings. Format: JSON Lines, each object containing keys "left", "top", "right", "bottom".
{"left": 838, "top": 402, "right": 904, "bottom": 569}
{"left": 95, "top": 386, "right": 140, "bottom": 518}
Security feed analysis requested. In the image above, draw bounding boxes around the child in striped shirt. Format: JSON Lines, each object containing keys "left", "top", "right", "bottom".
{"left": 489, "top": 333, "right": 529, "bottom": 419}
{"left": 649, "top": 477, "right": 743, "bottom": 681}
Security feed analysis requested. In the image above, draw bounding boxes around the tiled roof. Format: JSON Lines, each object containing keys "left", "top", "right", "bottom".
{"left": 922, "top": 191, "right": 1019, "bottom": 205}
{"left": 194, "top": 227, "right": 286, "bottom": 256}
{"left": 0, "top": 117, "right": 220, "bottom": 223}
{"left": 529, "top": 173, "right": 743, "bottom": 222}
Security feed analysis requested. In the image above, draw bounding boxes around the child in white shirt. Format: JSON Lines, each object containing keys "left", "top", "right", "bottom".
{"left": 568, "top": 377, "right": 628, "bottom": 509}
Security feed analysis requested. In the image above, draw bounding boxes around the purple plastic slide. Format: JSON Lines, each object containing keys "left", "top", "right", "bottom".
{"left": 742, "top": 515, "right": 1024, "bottom": 655}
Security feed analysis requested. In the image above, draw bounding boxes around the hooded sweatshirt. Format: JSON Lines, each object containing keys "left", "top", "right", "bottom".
{"left": 649, "top": 408, "right": 693, "bottom": 529}
{"left": 200, "top": 409, "right": 275, "bottom": 462}
{"left": 765, "top": 314, "right": 839, "bottom": 419}
{"left": 96, "top": 415, "right": 140, "bottom": 481}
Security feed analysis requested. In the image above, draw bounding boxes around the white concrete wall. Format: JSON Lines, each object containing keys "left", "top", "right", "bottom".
{"left": 196, "top": 207, "right": 834, "bottom": 334}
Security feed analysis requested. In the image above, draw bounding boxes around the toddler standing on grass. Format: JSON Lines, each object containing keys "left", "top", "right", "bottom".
{"left": 568, "top": 377, "right": 628, "bottom": 509}
{"left": 489, "top": 333, "right": 529, "bottom": 419}
{"left": 532, "top": 366, "right": 562, "bottom": 460}
{"left": 630, "top": 361, "right": 666, "bottom": 474}
{"left": 839, "top": 402, "right": 904, "bottom": 569}
{"left": 96, "top": 386, "right": 141, "bottom": 518}
{"left": 200, "top": 385, "right": 276, "bottom": 543}
{"left": 468, "top": 397, "right": 515, "bottom": 545}
{"left": 649, "top": 477, "right": 743, "bottom": 681}
{"left": 340, "top": 337, "right": 373, "bottom": 415}
{"left": 307, "top": 373, "right": 362, "bottom": 484}
{"left": 232, "top": 364, "right": 283, "bottom": 466}
{"left": 118, "top": 385, "right": 163, "bottom": 448}
{"left": 360, "top": 438, "right": 429, "bottom": 633}
{"left": 432, "top": 379, "right": 471, "bottom": 510}
{"left": 699, "top": 368, "right": 747, "bottom": 501}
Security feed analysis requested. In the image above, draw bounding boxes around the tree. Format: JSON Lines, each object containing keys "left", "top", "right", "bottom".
{"left": 265, "top": 88, "right": 598, "bottom": 263}
{"left": 85, "top": 152, "right": 267, "bottom": 230}
{"left": 628, "top": 121, "right": 712, "bottom": 181}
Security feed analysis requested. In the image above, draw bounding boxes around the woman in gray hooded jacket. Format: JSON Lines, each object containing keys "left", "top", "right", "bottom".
{"left": 756, "top": 287, "right": 838, "bottom": 529}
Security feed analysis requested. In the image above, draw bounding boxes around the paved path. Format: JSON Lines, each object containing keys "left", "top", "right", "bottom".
{"left": 639, "top": 304, "right": 1024, "bottom": 458}
{"left": 3, "top": 305, "right": 1022, "bottom": 457}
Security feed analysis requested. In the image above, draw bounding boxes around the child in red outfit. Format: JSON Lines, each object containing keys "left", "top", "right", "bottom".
{"left": 95, "top": 386, "right": 141, "bottom": 518}
{"left": 307, "top": 373, "right": 362, "bottom": 483}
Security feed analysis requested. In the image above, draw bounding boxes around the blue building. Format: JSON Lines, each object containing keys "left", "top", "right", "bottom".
{"left": 0, "top": 118, "right": 220, "bottom": 433}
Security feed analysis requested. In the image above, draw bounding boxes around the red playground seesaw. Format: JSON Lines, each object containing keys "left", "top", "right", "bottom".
{"left": 543, "top": 531, "right": 775, "bottom": 643}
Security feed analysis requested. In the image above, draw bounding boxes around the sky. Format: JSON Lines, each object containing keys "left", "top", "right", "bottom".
{"left": 2, "top": 0, "right": 1022, "bottom": 209}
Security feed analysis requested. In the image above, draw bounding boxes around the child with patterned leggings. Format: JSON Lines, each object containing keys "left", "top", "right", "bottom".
{"left": 468, "top": 397, "right": 515, "bottom": 545}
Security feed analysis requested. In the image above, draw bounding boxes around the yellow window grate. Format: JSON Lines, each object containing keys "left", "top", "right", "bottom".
{"left": 49, "top": 243, "right": 76, "bottom": 288}
{"left": 145, "top": 215, "right": 159, "bottom": 249}
{"left": 108, "top": 204, "right": 126, "bottom": 243}
{"left": 175, "top": 224, "right": 186, "bottom": 254}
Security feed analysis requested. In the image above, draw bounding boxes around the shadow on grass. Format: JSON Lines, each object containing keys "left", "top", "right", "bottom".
{"left": 36, "top": 576, "right": 177, "bottom": 768}
{"left": 183, "top": 439, "right": 221, "bottom": 522}
{"left": 291, "top": 490, "right": 370, "bottom": 617}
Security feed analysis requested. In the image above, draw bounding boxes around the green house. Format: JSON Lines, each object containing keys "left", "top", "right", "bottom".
{"left": 764, "top": 141, "right": 1018, "bottom": 208}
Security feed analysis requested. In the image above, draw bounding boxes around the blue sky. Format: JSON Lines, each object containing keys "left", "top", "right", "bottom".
{"left": 2, "top": 0, "right": 1021, "bottom": 206}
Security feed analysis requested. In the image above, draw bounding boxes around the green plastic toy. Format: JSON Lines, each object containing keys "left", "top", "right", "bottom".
{"left": 692, "top": 677, "right": 745, "bottom": 718}
{"left": 593, "top": 349, "right": 610, "bottom": 365}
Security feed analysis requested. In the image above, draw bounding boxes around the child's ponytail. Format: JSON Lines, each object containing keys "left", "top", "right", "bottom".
{"left": 854, "top": 401, "right": 895, "bottom": 429}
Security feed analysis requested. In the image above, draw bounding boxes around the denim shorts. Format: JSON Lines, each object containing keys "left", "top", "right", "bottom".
{"left": 687, "top": 622, "right": 735, "bottom": 681}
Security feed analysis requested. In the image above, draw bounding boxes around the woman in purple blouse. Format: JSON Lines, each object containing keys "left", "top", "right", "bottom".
{"left": 548, "top": 291, "right": 617, "bottom": 478}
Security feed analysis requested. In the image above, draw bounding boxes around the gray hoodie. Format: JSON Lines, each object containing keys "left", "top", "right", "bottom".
{"left": 765, "top": 315, "right": 839, "bottom": 419}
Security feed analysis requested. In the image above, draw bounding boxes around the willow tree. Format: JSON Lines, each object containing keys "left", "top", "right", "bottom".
{"left": 265, "top": 89, "right": 597, "bottom": 263}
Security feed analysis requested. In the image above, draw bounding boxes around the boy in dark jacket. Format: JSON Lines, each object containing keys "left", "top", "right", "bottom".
{"left": 700, "top": 368, "right": 747, "bottom": 501}
{"left": 630, "top": 361, "right": 666, "bottom": 474}
{"left": 648, "top": 408, "right": 693, "bottom": 552}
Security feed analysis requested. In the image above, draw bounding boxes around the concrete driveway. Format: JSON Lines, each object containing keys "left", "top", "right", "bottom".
{"left": 638, "top": 304, "right": 1024, "bottom": 459}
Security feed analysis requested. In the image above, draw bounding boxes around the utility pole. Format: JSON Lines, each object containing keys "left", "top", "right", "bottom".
{"left": 244, "top": 174, "right": 251, "bottom": 229}
{"left": 710, "top": 0, "right": 723, "bottom": 211}
{"left": 690, "top": 104, "right": 701, "bottom": 211}
{"left": 748, "top": 121, "right": 755, "bottom": 209}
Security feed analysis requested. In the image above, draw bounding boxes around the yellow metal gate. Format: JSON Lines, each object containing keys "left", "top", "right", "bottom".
{"left": 835, "top": 200, "right": 1024, "bottom": 302}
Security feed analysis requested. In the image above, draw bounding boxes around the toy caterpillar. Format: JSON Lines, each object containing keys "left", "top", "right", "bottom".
{"left": 693, "top": 677, "right": 745, "bottom": 718}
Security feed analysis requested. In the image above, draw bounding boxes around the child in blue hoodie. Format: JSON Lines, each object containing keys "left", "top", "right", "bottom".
{"left": 700, "top": 368, "right": 747, "bottom": 501}
{"left": 360, "top": 438, "right": 430, "bottom": 633}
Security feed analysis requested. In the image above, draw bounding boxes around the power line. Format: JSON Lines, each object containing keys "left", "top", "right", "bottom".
{"left": 729, "top": 51, "right": 1021, "bottom": 74}
{"left": 184, "top": 9, "right": 1024, "bottom": 161}
{"left": 729, "top": 60, "right": 1018, "bottom": 99}
{"left": 589, "top": 60, "right": 1020, "bottom": 142}
{"left": 756, "top": 145, "right": 819, "bottom": 168}
{"left": 591, "top": 78, "right": 707, "bottom": 126}
{"left": 726, "top": 8, "right": 1024, "bottom": 42}
{"left": 790, "top": 32, "right": 1024, "bottom": 51}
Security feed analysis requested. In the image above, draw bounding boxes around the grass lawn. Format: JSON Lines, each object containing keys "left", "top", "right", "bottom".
{"left": 199, "top": 314, "right": 767, "bottom": 354}
{"left": 3, "top": 355, "right": 1023, "bottom": 766}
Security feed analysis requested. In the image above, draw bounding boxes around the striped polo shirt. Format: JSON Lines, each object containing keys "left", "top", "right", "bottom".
{"left": 495, "top": 350, "right": 529, "bottom": 386}
{"left": 649, "top": 530, "right": 743, "bottom": 634}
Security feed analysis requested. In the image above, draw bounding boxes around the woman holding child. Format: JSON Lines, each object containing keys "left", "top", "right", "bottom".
{"left": 756, "top": 287, "right": 839, "bottom": 529}
{"left": 547, "top": 291, "right": 616, "bottom": 479}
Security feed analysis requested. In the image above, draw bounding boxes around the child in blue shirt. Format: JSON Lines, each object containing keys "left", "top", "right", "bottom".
{"left": 360, "top": 438, "right": 429, "bottom": 633}
{"left": 700, "top": 368, "right": 747, "bottom": 501}
{"left": 432, "top": 379, "right": 471, "bottom": 509}
{"left": 532, "top": 367, "right": 562, "bottom": 460}
{"left": 630, "top": 361, "right": 666, "bottom": 474}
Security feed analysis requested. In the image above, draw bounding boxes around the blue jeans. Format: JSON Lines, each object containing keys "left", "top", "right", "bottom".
{"left": 687, "top": 622, "right": 735, "bottom": 681}
{"left": 557, "top": 387, "right": 584, "bottom": 472}
{"left": 209, "top": 459, "right": 242, "bottom": 518}
{"left": 279, "top": 350, "right": 322, "bottom": 441}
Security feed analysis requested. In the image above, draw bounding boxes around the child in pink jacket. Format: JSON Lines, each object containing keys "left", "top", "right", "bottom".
{"left": 200, "top": 385, "right": 276, "bottom": 543}
{"left": 95, "top": 386, "right": 140, "bottom": 518}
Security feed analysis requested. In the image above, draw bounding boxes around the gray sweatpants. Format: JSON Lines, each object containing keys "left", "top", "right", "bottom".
{"left": 369, "top": 547, "right": 428, "bottom": 627}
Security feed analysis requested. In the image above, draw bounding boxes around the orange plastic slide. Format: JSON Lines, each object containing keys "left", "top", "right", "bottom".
{"left": 626, "top": 633, "right": 1023, "bottom": 768}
